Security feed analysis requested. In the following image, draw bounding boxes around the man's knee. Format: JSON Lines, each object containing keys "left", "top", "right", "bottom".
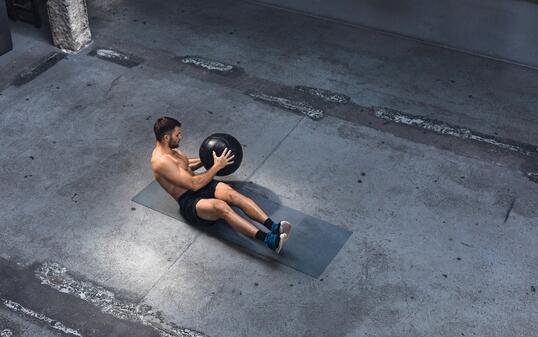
{"left": 225, "top": 187, "right": 247, "bottom": 205}
{"left": 216, "top": 183, "right": 250, "bottom": 206}
{"left": 213, "top": 199, "right": 231, "bottom": 217}
{"left": 217, "top": 183, "right": 235, "bottom": 199}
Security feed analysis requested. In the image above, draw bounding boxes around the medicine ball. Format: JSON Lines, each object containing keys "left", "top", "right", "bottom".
{"left": 199, "top": 133, "right": 243, "bottom": 176}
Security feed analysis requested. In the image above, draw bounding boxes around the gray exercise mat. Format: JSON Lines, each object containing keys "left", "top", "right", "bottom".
{"left": 132, "top": 180, "right": 352, "bottom": 278}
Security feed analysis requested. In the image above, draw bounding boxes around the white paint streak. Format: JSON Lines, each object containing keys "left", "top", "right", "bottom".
{"left": 296, "top": 86, "right": 350, "bottom": 104}
{"left": 375, "top": 108, "right": 538, "bottom": 157}
{"left": 248, "top": 92, "right": 324, "bottom": 120}
{"left": 96, "top": 49, "right": 128, "bottom": 60}
{"left": 1, "top": 329, "right": 13, "bottom": 337}
{"left": 181, "top": 56, "right": 234, "bottom": 72}
{"left": 1, "top": 298, "right": 82, "bottom": 336}
{"left": 36, "top": 263, "right": 206, "bottom": 337}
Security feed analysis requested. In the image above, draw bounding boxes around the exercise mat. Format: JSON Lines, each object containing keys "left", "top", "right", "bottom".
{"left": 132, "top": 180, "right": 352, "bottom": 278}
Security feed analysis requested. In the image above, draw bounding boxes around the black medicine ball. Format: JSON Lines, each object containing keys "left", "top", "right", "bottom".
{"left": 199, "top": 133, "right": 243, "bottom": 176}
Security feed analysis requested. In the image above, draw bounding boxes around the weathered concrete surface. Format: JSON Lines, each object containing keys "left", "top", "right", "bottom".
{"left": 1, "top": 306, "right": 61, "bottom": 337}
{"left": 0, "top": 51, "right": 300, "bottom": 297}
{"left": 87, "top": 0, "right": 538, "bottom": 146}
{"left": 254, "top": 0, "right": 538, "bottom": 69}
{"left": 143, "top": 116, "right": 538, "bottom": 337}
{"left": 0, "top": 22, "right": 57, "bottom": 90}
{"left": 0, "top": 0, "right": 537, "bottom": 336}
{"left": 47, "top": 0, "right": 91, "bottom": 52}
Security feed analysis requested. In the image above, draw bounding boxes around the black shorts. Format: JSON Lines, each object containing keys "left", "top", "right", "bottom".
{"left": 178, "top": 180, "right": 220, "bottom": 226}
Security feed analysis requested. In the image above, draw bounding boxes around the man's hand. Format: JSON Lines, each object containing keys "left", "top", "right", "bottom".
{"left": 188, "top": 158, "right": 203, "bottom": 171}
{"left": 213, "top": 148, "right": 235, "bottom": 170}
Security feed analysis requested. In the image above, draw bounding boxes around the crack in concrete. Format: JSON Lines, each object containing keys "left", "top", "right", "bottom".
{"left": 2, "top": 298, "right": 82, "bottom": 336}
{"left": 106, "top": 75, "right": 122, "bottom": 97}
{"left": 35, "top": 263, "right": 208, "bottom": 337}
{"left": 504, "top": 198, "right": 516, "bottom": 223}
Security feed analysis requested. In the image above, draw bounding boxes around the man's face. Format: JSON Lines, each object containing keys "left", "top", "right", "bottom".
{"left": 168, "top": 127, "right": 182, "bottom": 149}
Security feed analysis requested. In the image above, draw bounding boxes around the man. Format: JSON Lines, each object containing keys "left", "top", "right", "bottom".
{"left": 150, "top": 116, "right": 291, "bottom": 253}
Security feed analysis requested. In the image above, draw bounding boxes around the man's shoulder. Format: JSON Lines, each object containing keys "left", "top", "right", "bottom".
{"left": 172, "top": 148, "right": 186, "bottom": 156}
{"left": 151, "top": 152, "right": 175, "bottom": 170}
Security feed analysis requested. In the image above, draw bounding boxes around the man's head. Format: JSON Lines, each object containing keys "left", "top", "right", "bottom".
{"left": 154, "top": 116, "right": 182, "bottom": 148}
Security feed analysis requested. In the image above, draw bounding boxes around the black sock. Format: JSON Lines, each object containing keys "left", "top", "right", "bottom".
{"left": 255, "top": 230, "right": 267, "bottom": 242}
{"left": 263, "top": 218, "right": 274, "bottom": 230}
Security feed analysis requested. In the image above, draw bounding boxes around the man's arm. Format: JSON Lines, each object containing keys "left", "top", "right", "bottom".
{"left": 155, "top": 159, "right": 220, "bottom": 191}
{"left": 188, "top": 158, "right": 204, "bottom": 171}
{"left": 156, "top": 149, "right": 234, "bottom": 191}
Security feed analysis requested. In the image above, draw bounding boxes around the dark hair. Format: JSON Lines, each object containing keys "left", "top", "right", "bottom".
{"left": 154, "top": 116, "right": 181, "bottom": 142}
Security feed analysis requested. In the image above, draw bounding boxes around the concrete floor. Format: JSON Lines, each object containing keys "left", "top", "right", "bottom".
{"left": 1, "top": 0, "right": 537, "bottom": 336}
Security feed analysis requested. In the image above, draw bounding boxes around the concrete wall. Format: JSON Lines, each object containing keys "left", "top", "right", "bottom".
{"left": 254, "top": 0, "right": 538, "bottom": 68}
{"left": 0, "top": 0, "right": 13, "bottom": 57}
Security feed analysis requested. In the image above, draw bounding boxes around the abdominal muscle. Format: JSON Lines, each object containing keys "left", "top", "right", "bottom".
{"left": 155, "top": 175, "right": 188, "bottom": 201}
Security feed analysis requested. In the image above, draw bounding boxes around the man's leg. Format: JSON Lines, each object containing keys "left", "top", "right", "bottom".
{"left": 214, "top": 183, "right": 291, "bottom": 236}
{"left": 196, "top": 198, "right": 258, "bottom": 237}
{"left": 214, "top": 182, "right": 268, "bottom": 224}
{"left": 195, "top": 198, "right": 288, "bottom": 253}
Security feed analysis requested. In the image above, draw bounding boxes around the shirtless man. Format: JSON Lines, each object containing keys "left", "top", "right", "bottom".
{"left": 150, "top": 116, "right": 291, "bottom": 253}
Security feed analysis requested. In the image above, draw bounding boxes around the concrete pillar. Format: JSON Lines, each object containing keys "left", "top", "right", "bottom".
{"left": 47, "top": 0, "right": 91, "bottom": 52}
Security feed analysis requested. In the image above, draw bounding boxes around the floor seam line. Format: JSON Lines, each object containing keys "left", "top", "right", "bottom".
{"left": 245, "top": 116, "right": 305, "bottom": 182}
{"left": 137, "top": 231, "right": 202, "bottom": 305}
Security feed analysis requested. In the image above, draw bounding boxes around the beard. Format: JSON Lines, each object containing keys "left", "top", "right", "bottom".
{"left": 169, "top": 140, "right": 180, "bottom": 149}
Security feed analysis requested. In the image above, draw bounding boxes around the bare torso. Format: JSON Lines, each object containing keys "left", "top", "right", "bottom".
{"left": 151, "top": 146, "right": 194, "bottom": 200}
